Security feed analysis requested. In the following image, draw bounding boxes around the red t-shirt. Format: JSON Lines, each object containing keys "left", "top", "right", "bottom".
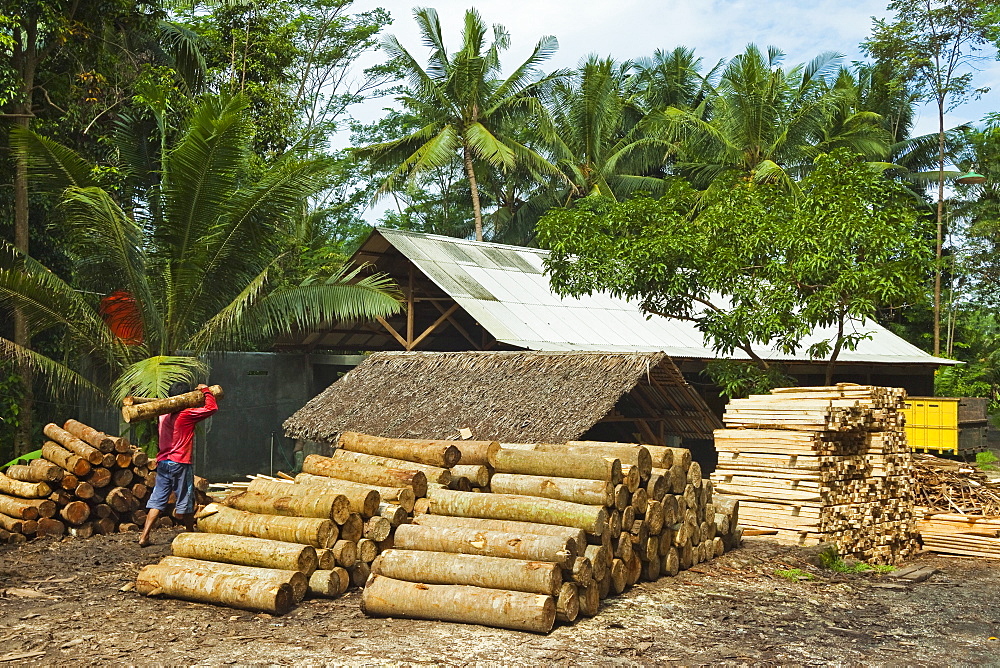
{"left": 157, "top": 387, "right": 218, "bottom": 464}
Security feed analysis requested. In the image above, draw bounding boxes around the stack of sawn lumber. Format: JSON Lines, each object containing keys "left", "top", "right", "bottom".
{"left": 363, "top": 439, "right": 740, "bottom": 633}
{"left": 0, "top": 419, "right": 207, "bottom": 542}
{"left": 136, "top": 431, "right": 471, "bottom": 614}
{"left": 917, "top": 513, "right": 1000, "bottom": 558}
{"left": 711, "top": 384, "right": 918, "bottom": 564}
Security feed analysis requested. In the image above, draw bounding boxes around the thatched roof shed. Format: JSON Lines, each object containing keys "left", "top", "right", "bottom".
{"left": 283, "top": 350, "right": 721, "bottom": 445}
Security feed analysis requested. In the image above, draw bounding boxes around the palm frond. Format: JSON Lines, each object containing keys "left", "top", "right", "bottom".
{"left": 111, "top": 355, "right": 208, "bottom": 404}
{"left": 465, "top": 122, "right": 516, "bottom": 170}
{"left": 158, "top": 20, "right": 206, "bottom": 94}
{"left": 10, "top": 128, "right": 96, "bottom": 191}
{"left": 0, "top": 337, "right": 104, "bottom": 400}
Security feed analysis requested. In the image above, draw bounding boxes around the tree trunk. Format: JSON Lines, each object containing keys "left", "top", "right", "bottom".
{"left": 0, "top": 472, "right": 49, "bottom": 498}
{"left": 934, "top": 100, "right": 946, "bottom": 356}
{"left": 171, "top": 532, "right": 318, "bottom": 574}
{"left": 489, "top": 449, "right": 621, "bottom": 484}
{"left": 159, "top": 555, "right": 308, "bottom": 603}
{"left": 330, "top": 450, "right": 451, "bottom": 485}
{"left": 197, "top": 503, "right": 337, "bottom": 549}
{"left": 41, "top": 441, "right": 91, "bottom": 476}
{"left": 35, "top": 517, "right": 65, "bottom": 536}
{"left": 363, "top": 516, "right": 391, "bottom": 542}
{"left": 412, "top": 513, "right": 587, "bottom": 548}
{"left": 337, "top": 432, "right": 462, "bottom": 468}
{"left": 448, "top": 465, "right": 490, "bottom": 488}
{"left": 86, "top": 467, "right": 111, "bottom": 488}
{"left": 331, "top": 539, "right": 357, "bottom": 568}
{"left": 293, "top": 473, "right": 395, "bottom": 515}
{"left": 490, "top": 473, "right": 613, "bottom": 506}
{"left": 824, "top": 312, "right": 847, "bottom": 385}
{"left": 362, "top": 574, "right": 556, "bottom": 633}
{"left": 308, "top": 568, "right": 349, "bottom": 598}
{"left": 338, "top": 513, "right": 363, "bottom": 541}
{"left": 6, "top": 463, "right": 62, "bottom": 483}
{"left": 233, "top": 479, "right": 351, "bottom": 523}
{"left": 0, "top": 493, "right": 53, "bottom": 520}
{"left": 372, "top": 549, "right": 562, "bottom": 596}
{"left": 427, "top": 488, "right": 607, "bottom": 534}
{"left": 356, "top": 537, "right": 378, "bottom": 563}
{"left": 349, "top": 561, "right": 371, "bottom": 587}
{"left": 583, "top": 544, "right": 610, "bottom": 582}
{"left": 302, "top": 455, "right": 427, "bottom": 497}
{"left": 121, "top": 385, "right": 223, "bottom": 423}
{"left": 463, "top": 145, "right": 485, "bottom": 242}
{"left": 378, "top": 502, "right": 408, "bottom": 526}
{"left": 555, "top": 582, "right": 579, "bottom": 623}
{"left": 43, "top": 423, "right": 104, "bottom": 465}
{"left": 540, "top": 443, "right": 652, "bottom": 479}
{"left": 578, "top": 582, "right": 600, "bottom": 616}
{"left": 136, "top": 561, "right": 295, "bottom": 615}
{"left": 62, "top": 419, "right": 117, "bottom": 453}
{"left": 393, "top": 524, "right": 574, "bottom": 565}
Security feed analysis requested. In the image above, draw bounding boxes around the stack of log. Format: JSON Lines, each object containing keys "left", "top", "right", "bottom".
{"left": 711, "top": 384, "right": 918, "bottom": 564}
{"left": 0, "top": 419, "right": 208, "bottom": 542}
{"left": 363, "top": 440, "right": 740, "bottom": 633}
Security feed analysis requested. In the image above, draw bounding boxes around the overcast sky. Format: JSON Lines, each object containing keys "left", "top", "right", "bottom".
{"left": 344, "top": 1, "right": 1000, "bottom": 218}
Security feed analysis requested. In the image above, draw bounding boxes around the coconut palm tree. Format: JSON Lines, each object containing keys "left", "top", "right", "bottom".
{"left": 0, "top": 94, "right": 400, "bottom": 404}
{"left": 658, "top": 45, "right": 889, "bottom": 190}
{"left": 354, "top": 7, "right": 565, "bottom": 241}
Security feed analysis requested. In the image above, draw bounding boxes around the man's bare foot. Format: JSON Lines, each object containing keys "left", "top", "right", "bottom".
{"left": 138, "top": 536, "right": 153, "bottom": 547}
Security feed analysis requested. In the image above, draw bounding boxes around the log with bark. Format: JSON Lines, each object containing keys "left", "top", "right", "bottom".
{"left": 197, "top": 504, "right": 337, "bottom": 549}
{"left": 427, "top": 488, "right": 607, "bottom": 534}
{"left": 372, "top": 549, "right": 562, "bottom": 596}
{"left": 362, "top": 574, "right": 556, "bottom": 633}
{"left": 337, "top": 432, "right": 462, "bottom": 468}
{"left": 302, "top": 455, "right": 427, "bottom": 497}
{"left": 330, "top": 450, "right": 452, "bottom": 485}
{"left": 171, "top": 532, "right": 318, "bottom": 574}
{"left": 121, "top": 385, "right": 224, "bottom": 423}
{"left": 393, "top": 524, "right": 574, "bottom": 565}
{"left": 136, "top": 560, "right": 295, "bottom": 615}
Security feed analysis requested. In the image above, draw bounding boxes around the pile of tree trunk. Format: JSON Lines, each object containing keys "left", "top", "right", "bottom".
{"left": 711, "top": 384, "right": 918, "bottom": 564}
{"left": 0, "top": 418, "right": 209, "bottom": 542}
{"left": 363, "top": 439, "right": 739, "bottom": 633}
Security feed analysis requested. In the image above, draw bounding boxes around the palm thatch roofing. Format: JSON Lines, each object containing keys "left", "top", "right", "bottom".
{"left": 283, "top": 350, "right": 721, "bottom": 445}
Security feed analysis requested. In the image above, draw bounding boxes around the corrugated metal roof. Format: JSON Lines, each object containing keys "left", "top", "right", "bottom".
{"left": 376, "top": 228, "right": 954, "bottom": 366}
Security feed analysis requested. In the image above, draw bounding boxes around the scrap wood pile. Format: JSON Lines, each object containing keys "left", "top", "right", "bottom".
{"left": 0, "top": 418, "right": 210, "bottom": 542}
{"left": 710, "top": 384, "right": 918, "bottom": 564}
{"left": 363, "top": 439, "right": 740, "bottom": 633}
{"left": 912, "top": 453, "right": 1000, "bottom": 558}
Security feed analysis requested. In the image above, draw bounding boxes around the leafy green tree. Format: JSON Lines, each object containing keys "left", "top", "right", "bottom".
{"left": 864, "top": 0, "right": 999, "bottom": 356}
{"left": 0, "top": 94, "right": 400, "bottom": 434}
{"left": 354, "top": 7, "right": 564, "bottom": 241}
{"left": 634, "top": 46, "right": 720, "bottom": 112}
{"left": 537, "top": 151, "right": 930, "bottom": 393}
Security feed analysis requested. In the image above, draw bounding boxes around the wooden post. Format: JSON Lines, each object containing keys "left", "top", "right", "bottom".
{"left": 302, "top": 455, "right": 427, "bottom": 497}
{"left": 329, "top": 450, "right": 451, "bottom": 485}
{"left": 490, "top": 474, "right": 613, "bottom": 506}
{"left": 489, "top": 449, "right": 621, "bottom": 484}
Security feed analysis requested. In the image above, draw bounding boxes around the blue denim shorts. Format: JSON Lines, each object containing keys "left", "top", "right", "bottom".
{"left": 147, "top": 460, "right": 195, "bottom": 514}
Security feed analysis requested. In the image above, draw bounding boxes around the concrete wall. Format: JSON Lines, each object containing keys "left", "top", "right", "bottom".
{"left": 79, "top": 352, "right": 317, "bottom": 482}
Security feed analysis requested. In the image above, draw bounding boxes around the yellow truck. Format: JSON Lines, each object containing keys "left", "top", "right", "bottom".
{"left": 901, "top": 397, "right": 990, "bottom": 456}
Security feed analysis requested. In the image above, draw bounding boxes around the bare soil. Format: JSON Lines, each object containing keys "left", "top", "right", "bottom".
{"left": 1, "top": 530, "right": 999, "bottom": 665}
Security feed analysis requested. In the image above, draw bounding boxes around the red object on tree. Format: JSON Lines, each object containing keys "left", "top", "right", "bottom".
{"left": 100, "top": 291, "right": 143, "bottom": 345}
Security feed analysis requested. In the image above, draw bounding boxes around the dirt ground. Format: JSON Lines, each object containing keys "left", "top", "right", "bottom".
{"left": 1, "top": 530, "right": 999, "bottom": 666}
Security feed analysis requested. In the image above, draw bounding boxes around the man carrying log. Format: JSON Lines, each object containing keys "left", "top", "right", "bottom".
{"left": 139, "top": 382, "right": 218, "bottom": 546}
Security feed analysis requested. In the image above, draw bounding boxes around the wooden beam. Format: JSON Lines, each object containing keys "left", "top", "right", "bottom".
{"left": 409, "top": 303, "right": 460, "bottom": 350}
{"left": 430, "top": 300, "right": 481, "bottom": 350}
{"left": 406, "top": 263, "right": 415, "bottom": 346}
{"left": 376, "top": 317, "right": 409, "bottom": 349}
